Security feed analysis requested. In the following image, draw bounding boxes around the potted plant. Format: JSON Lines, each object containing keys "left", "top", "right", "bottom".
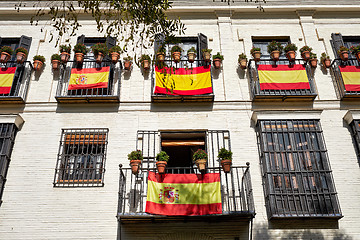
{"left": 139, "top": 54, "right": 151, "bottom": 71}
{"left": 0, "top": 46, "right": 14, "bottom": 63}
{"left": 300, "top": 45, "right": 312, "bottom": 61}
{"left": 51, "top": 54, "right": 61, "bottom": 70}
{"left": 320, "top": 52, "right": 331, "bottom": 68}
{"left": 73, "top": 43, "right": 88, "bottom": 64}
{"left": 350, "top": 44, "right": 360, "bottom": 62}
{"left": 238, "top": 53, "right": 247, "bottom": 69}
{"left": 192, "top": 149, "right": 207, "bottom": 173}
{"left": 250, "top": 47, "right": 261, "bottom": 62}
{"left": 128, "top": 150, "right": 143, "bottom": 175}
{"left": 187, "top": 47, "right": 197, "bottom": 63}
{"left": 156, "top": 46, "right": 166, "bottom": 63}
{"left": 212, "top": 52, "right": 224, "bottom": 69}
{"left": 109, "top": 45, "right": 121, "bottom": 63}
{"left": 33, "top": 55, "right": 45, "bottom": 71}
{"left": 59, "top": 44, "right": 71, "bottom": 63}
{"left": 156, "top": 151, "right": 169, "bottom": 174}
{"left": 338, "top": 46, "right": 349, "bottom": 61}
{"left": 218, "top": 148, "right": 232, "bottom": 173}
{"left": 309, "top": 53, "right": 318, "bottom": 68}
{"left": 202, "top": 48, "right": 212, "bottom": 63}
{"left": 284, "top": 43, "right": 297, "bottom": 62}
{"left": 267, "top": 40, "right": 283, "bottom": 61}
{"left": 171, "top": 45, "right": 182, "bottom": 63}
{"left": 15, "top": 47, "right": 28, "bottom": 64}
{"left": 123, "top": 56, "right": 133, "bottom": 71}
{"left": 91, "top": 43, "right": 108, "bottom": 63}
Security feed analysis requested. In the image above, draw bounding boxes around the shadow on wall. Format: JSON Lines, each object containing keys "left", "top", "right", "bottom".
{"left": 253, "top": 223, "right": 353, "bottom": 240}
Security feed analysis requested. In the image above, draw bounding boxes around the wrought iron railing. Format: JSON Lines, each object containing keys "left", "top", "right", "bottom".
{"left": 248, "top": 59, "right": 317, "bottom": 100}
{"left": 0, "top": 61, "right": 32, "bottom": 103}
{"left": 117, "top": 164, "right": 255, "bottom": 219}
{"left": 55, "top": 60, "right": 120, "bottom": 102}
{"left": 331, "top": 58, "right": 360, "bottom": 99}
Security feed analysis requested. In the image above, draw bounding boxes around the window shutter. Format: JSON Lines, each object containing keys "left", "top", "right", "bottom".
{"left": 19, "top": 35, "right": 32, "bottom": 52}
{"left": 0, "top": 37, "right": 2, "bottom": 46}
{"left": 331, "top": 33, "right": 345, "bottom": 58}
{"left": 77, "top": 34, "right": 85, "bottom": 44}
{"left": 207, "top": 130, "right": 230, "bottom": 168}
{"left": 198, "top": 33, "right": 208, "bottom": 65}
{"left": 105, "top": 36, "right": 116, "bottom": 61}
{"left": 154, "top": 33, "right": 165, "bottom": 54}
{"left": 137, "top": 131, "right": 160, "bottom": 170}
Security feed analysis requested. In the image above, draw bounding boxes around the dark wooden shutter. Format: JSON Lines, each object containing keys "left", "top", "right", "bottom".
{"left": 198, "top": 33, "right": 208, "bottom": 66}
{"left": 0, "top": 37, "right": 2, "bottom": 46}
{"left": 207, "top": 130, "right": 230, "bottom": 168}
{"left": 154, "top": 33, "right": 165, "bottom": 54}
{"left": 105, "top": 36, "right": 116, "bottom": 61}
{"left": 331, "top": 33, "right": 345, "bottom": 58}
{"left": 77, "top": 35, "right": 85, "bottom": 44}
{"left": 136, "top": 131, "right": 159, "bottom": 170}
{"left": 19, "top": 35, "right": 32, "bottom": 52}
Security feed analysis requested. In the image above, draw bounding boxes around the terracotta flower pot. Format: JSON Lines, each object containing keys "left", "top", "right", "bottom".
{"left": 130, "top": 159, "right": 142, "bottom": 175}
{"left": 195, "top": 159, "right": 207, "bottom": 172}
{"left": 213, "top": 58, "right": 222, "bottom": 69}
{"left": 33, "top": 60, "right": 44, "bottom": 71}
{"left": 156, "top": 52, "right": 165, "bottom": 63}
{"left": 286, "top": 51, "right": 296, "bottom": 62}
{"left": 75, "top": 53, "right": 84, "bottom": 64}
{"left": 252, "top": 51, "right": 261, "bottom": 62}
{"left": 203, "top": 52, "right": 211, "bottom": 63}
{"left": 172, "top": 51, "right": 181, "bottom": 63}
{"left": 322, "top": 59, "right": 331, "bottom": 68}
{"left": 239, "top": 59, "right": 247, "bottom": 69}
{"left": 309, "top": 58, "right": 318, "bottom": 68}
{"left": 221, "top": 159, "right": 232, "bottom": 173}
{"left": 95, "top": 52, "right": 104, "bottom": 64}
{"left": 52, "top": 60, "right": 60, "bottom": 70}
{"left": 356, "top": 52, "right": 360, "bottom": 62}
{"left": 110, "top": 52, "right": 120, "bottom": 63}
{"left": 142, "top": 60, "right": 150, "bottom": 70}
{"left": 60, "top": 52, "right": 70, "bottom": 63}
{"left": 270, "top": 50, "right": 280, "bottom": 61}
{"left": 0, "top": 52, "right": 11, "bottom": 63}
{"left": 16, "top": 52, "right": 27, "bottom": 64}
{"left": 187, "top": 52, "right": 196, "bottom": 63}
{"left": 339, "top": 51, "right": 349, "bottom": 61}
{"left": 156, "top": 161, "right": 167, "bottom": 174}
{"left": 301, "top": 51, "right": 311, "bottom": 61}
{"left": 124, "top": 60, "right": 132, "bottom": 71}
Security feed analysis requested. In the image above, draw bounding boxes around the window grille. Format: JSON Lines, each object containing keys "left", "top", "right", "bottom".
{"left": 54, "top": 128, "right": 109, "bottom": 187}
{"left": 0, "top": 123, "right": 17, "bottom": 206}
{"left": 349, "top": 120, "right": 360, "bottom": 164}
{"left": 256, "top": 120, "right": 342, "bottom": 219}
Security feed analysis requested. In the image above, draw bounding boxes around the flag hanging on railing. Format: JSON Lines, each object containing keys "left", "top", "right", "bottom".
{"left": 68, "top": 66, "right": 110, "bottom": 90}
{"left": 0, "top": 67, "right": 16, "bottom": 94}
{"left": 339, "top": 66, "right": 360, "bottom": 91}
{"left": 258, "top": 64, "right": 310, "bottom": 90}
{"left": 154, "top": 66, "right": 212, "bottom": 95}
{"left": 145, "top": 171, "right": 222, "bottom": 216}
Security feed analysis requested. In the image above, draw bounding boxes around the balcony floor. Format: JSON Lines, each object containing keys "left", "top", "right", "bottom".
{"left": 55, "top": 95, "right": 120, "bottom": 103}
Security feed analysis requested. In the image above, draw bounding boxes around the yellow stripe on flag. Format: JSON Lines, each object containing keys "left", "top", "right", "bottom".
{"left": 341, "top": 72, "right": 360, "bottom": 85}
{"left": 0, "top": 73, "right": 14, "bottom": 87}
{"left": 155, "top": 71, "right": 211, "bottom": 91}
{"left": 258, "top": 70, "right": 308, "bottom": 84}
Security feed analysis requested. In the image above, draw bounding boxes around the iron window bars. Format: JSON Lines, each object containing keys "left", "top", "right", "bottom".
{"left": 256, "top": 120, "right": 342, "bottom": 219}
{"left": 54, "top": 128, "right": 109, "bottom": 187}
{"left": 0, "top": 123, "right": 17, "bottom": 206}
{"left": 349, "top": 120, "right": 360, "bottom": 164}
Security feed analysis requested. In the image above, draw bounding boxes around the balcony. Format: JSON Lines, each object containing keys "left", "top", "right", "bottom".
{"left": 0, "top": 61, "right": 32, "bottom": 104}
{"left": 248, "top": 59, "right": 317, "bottom": 102}
{"left": 151, "top": 60, "right": 214, "bottom": 102}
{"left": 55, "top": 60, "right": 120, "bottom": 103}
{"left": 117, "top": 164, "right": 255, "bottom": 223}
{"left": 332, "top": 58, "right": 360, "bottom": 100}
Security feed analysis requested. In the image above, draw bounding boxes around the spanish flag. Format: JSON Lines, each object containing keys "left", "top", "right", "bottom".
{"left": 68, "top": 66, "right": 110, "bottom": 90}
{"left": 258, "top": 64, "right": 310, "bottom": 90}
{"left": 145, "top": 171, "right": 222, "bottom": 216}
{"left": 339, "top": 66, "right": 360, "bottom": 91}
{"left": 0, "top": 67, "right": 16, "bottom": 94}
{"left": 154, "top": 66, "right": 212, "bottom": 95}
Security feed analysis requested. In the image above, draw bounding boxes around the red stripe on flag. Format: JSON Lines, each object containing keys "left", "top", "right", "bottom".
{"left": 154, "top": 86, "right": 213, "bottom": 95}
{"left": 257, "top": 64, "right": 305, "bottom": 71}
{"left": 145, "top": 201, "right": 222, "bottom": 216}
{"left": 155, "top": 65, "right": 211, "bottom": 75}
{"left": 345, "top": 84, "right": 360, "bottom": 91}
{"left": 260, "top": 82, "right": 310, "bottom": 90}
{"left": 339, "top": 66, "right": 360, "bottom": 72}
{"left": 148, "top": 171, "right": 220, "bottom": 184}
{"left": 0, "top": 67, "right": 16, "bottom": 74}
{"left": 0, "top": 87, "right": 11, "bottom": 94}
{"left": 71, "top": 66, "right": 110, "bottom": 74}
{"left": 68, "top": 82, "right": 108, "bottom": 90}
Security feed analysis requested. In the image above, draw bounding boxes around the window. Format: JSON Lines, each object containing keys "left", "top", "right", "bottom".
{"left": 256, "top": 120, "right": 342, "bottom": 219}
{"left": 252, "top": 37, "right": 289, "bottom": 60}
{"left": 0, "top": 123, "right": 17, "bottom": 206}
{"left": 54, "top": 128, "right": 109, "bottom": 187}
{"left": 331, "top": 33, "right": 360, "bottom": 66}
{"left": 349, "top": 120, "right": 360, "bottom": 164}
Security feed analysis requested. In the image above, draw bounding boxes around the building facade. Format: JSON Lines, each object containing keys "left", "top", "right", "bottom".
{"left": 0, "top": 0, "right": 359, "bottom": 239}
